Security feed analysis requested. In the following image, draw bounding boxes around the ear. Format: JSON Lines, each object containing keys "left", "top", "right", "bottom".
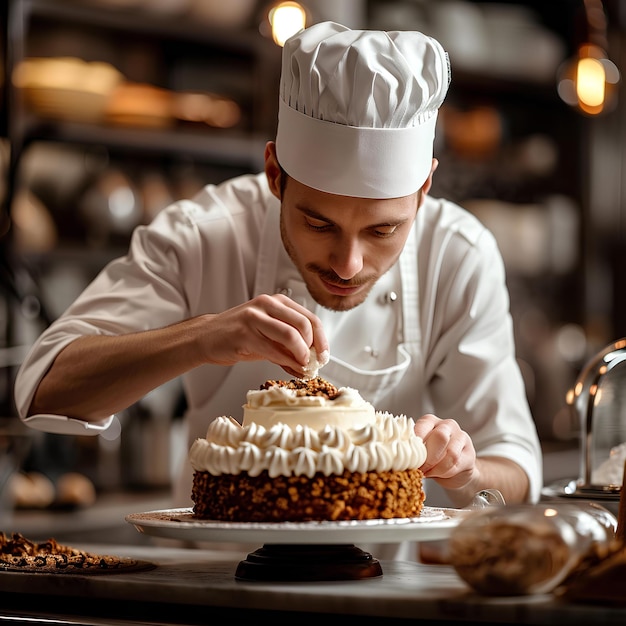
{"left": 264, "top": 141, "right": 282, "bottom": 200}
{"left": 418, "top": 159, "right": 438, "bottom": 207}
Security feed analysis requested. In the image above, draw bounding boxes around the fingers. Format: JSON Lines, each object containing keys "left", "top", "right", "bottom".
{"left": 260, "top": 294, "right": 326, "bottom": 356}
{"left": 412, "top": 412, "right": 439, "bottom": 439}
{"left": 202, "top": 294, "right": 329, "bottom": 374}
{"left": 415, "top": 414, "right": 477, "bottom": 490}
{"left": 253, "top": 294, "right": 329, "bottom": 368}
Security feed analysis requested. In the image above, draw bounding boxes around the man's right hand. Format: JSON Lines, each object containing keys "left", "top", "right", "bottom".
{"left": 29, "top": 294, "right": 328, "bottom": 421}
{"left": 197, "top": 293, "right": 329, "bottom": 377}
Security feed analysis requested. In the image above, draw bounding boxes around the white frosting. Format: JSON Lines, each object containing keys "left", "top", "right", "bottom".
{"left": 301, "top": 347, "right": 329, "bottom": 380}
{"left": 242, "top": 384, "right": 375, "bottom": 430}
{"left": 189, "top": 410, "right": 428, "bottom": 479}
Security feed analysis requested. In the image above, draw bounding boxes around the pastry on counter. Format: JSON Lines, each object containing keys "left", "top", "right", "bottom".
{"left": 448, "top": 502, "right": 616, "bottom": 596}
{"left": 0, "top": 532, "right": 153, "bottom": 574}
{"left": 556, "top": 540, "right": 626, "bottom": 605}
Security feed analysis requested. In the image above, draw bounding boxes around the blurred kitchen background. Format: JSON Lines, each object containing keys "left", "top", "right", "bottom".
{"left": 1, "top": 0, "right": 625, "bottom": 540}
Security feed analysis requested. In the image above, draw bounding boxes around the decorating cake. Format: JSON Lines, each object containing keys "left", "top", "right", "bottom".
{"left": 189, "top": 376, "right": 427, "bottom": 522}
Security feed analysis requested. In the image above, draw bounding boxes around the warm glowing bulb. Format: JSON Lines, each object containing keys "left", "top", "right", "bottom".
{"left": 269, "top": 2, "right": 306, "bottom": 46}
{"left": 557, "top": 43, "right": 620, "bottom": 116}
{"left": 577, "top": 56, "right": 606, "bottom": 107}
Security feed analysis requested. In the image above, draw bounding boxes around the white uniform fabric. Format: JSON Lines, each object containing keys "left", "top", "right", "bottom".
{"left": 14, "top": 172, "right": 542, "bottom": 521}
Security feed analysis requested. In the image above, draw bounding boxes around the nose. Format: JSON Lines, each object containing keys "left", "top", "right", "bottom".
{"left": 329, "top": 238, "right": 364, "bottom": 280}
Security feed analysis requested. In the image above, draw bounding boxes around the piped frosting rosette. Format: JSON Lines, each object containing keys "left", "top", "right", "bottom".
{"left": 189, "top": 412, "right": 427, "bottom": 479}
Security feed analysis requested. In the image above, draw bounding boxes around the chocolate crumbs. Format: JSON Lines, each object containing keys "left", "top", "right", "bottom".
{"left": 260, "top": 377, "right": 340, "bottom": 399}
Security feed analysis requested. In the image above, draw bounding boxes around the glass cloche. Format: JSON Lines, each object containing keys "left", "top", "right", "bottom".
{"left": 567, "top": 337, "right": 626, "bottom": 497}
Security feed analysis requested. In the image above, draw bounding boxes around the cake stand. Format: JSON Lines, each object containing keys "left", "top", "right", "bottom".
{"left": 126, "top": 506, "right": 467, "bottom": 582}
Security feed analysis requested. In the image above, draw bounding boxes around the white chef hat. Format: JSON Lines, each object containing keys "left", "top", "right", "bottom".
{"left": 275, "top": 21, "right": 450, "bottom": 199}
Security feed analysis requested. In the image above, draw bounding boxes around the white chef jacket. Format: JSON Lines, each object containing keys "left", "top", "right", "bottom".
{"left": 14, "top": 172, "right": 543, "bottom": 527}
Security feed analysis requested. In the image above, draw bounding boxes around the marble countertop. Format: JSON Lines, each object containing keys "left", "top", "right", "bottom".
{"left": 0, "top": 542, "right": 624, "bottom": 625}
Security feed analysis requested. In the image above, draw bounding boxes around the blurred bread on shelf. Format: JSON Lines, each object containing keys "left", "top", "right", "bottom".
{"left": 13, "top": 57, "right": 123, "bottom": 124}
{"left": 104, "top": 82, "right": 175, "bottom": 128}
{"left": 7, "top": 470, "right": 97, "bottom": 510}
{"left": 55, "top": 472, "right": 97, "bottom": 509}
{"left": 172, "top": 91, "right": 241, "bottom": 129}
{"left": 8, "top": 471, "right": 56, "bottom": 509}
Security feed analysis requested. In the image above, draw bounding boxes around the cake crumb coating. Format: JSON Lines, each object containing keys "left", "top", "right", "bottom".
{"left": 192, "top": 468, "right": 425, "bottom": 522}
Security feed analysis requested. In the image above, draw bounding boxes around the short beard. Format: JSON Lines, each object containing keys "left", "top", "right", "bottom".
{"left": 276, "top": 166, "right": 403, "bottom": 312}
{"left": 279, "top": 209, "right": 375, "bottom": 312}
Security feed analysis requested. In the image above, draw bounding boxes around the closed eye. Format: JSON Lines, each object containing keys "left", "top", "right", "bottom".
{"left": 305, "top": 216, "right": 334, "bottom": 232}
{"left": 305, "top": 217, "right": 402, "bottom": 237}
{"left": 371, "top": 225, "right": 399, "bottom": 237}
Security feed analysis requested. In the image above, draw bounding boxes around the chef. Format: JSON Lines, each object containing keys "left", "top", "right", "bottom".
{"left": 13, "top": 22, "right": 542, "bottom": 557}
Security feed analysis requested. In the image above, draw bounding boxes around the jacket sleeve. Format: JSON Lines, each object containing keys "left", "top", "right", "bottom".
{"left": 419, "top": 201, "right": 543, "bottom": 503}
{"left": 13, "top": 198, "right": 205, "bottom": 428}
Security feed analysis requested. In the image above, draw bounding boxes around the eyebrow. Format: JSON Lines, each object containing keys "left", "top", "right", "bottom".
{"left": 295, "top": 203, "right": 409, "bottom": 229}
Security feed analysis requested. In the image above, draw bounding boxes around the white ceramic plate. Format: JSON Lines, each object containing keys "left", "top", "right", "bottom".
{"left": 125, "top": 506, "right": 468, "bottom": 544}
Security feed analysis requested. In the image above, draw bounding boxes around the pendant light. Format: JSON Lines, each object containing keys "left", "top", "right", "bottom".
{"left": 261, "top": 1, "right": 308, "bottom": 47}
{"left": 557, "top": 0, "right": 620, "bottom": 116}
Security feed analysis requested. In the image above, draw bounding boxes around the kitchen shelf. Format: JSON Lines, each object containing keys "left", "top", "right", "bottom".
{"left": 0, "top": 0, "right": 280, "bottom": 418}
{"left": 1, "top": 0, "right": 279, "bottom": 220}
{"left": 18, "top": 118, "right": 268, "bottom": 170}
{"left": 2, "top": 0, "right": 280, "bottom": 173}
{"left": 25, "top": 0, "right": 264, "bottom": 50}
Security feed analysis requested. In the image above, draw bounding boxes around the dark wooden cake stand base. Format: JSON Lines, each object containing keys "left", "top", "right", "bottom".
{"left": 235, "top": 544, "right": 383, "bottom": 581}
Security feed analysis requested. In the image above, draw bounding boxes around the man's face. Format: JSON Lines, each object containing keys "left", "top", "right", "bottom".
{"left": 278, "top": 175, "right": 420, "bottom": 312}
